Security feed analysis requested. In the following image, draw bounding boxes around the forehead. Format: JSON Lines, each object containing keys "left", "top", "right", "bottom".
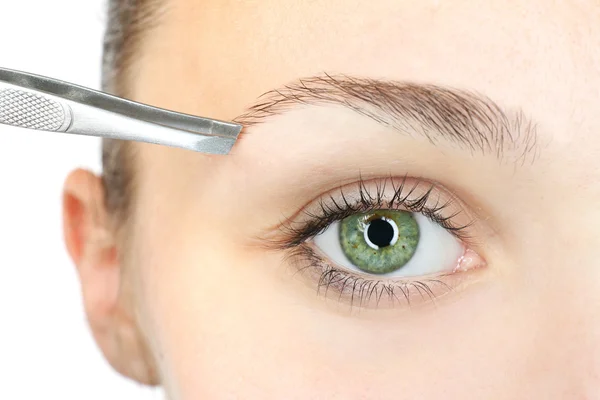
{"left": 133, "top": 0, "right": 600, "bottom": 159}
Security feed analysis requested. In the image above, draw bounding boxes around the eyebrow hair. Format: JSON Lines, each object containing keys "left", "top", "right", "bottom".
{"left": 233, "top": 74, "right": 539, "bottom": 164}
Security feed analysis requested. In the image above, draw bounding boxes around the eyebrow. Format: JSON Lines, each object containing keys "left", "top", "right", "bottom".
{"left": 233, "top": 74, "right": 539, "bottom": 164}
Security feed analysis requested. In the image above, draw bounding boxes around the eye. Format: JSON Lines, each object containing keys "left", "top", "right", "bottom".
{"left": 312, "top": 210, "right": 464, "bottom": 278}
{"left": 265, "top": 176, "right": 486, "bottom": 308}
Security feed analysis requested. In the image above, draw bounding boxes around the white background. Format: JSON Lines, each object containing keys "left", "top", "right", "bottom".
{"left": 0, "top": 1, "right": 162, "bottom": 398}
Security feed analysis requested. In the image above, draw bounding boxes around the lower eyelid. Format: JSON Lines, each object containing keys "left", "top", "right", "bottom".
{"left": 288, "top": 244, "right": 485, "bottom": 310}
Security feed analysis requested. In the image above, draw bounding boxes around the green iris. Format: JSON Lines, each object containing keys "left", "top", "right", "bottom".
{"left": 339, "top": 210, "right": 420, "bottom": 274}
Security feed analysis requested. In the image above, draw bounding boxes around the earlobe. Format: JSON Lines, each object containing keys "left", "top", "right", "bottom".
{"left": 62, "top": 168, "right": 159, "bottom": 386}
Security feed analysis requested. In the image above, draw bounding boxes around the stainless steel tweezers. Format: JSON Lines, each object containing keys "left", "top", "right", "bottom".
{"left": 0, "top": 67, "right": 242, "bottom": 154}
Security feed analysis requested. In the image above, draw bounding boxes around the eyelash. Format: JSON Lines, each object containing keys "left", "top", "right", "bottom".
{"left": 285, "top": 245, "right": 456, "bottom": 309}
{"left": 271, "top": 176, "right": 476, "bottom": 309}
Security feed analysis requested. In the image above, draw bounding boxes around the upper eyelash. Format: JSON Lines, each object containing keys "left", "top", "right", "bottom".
{"left": 275, "top": 175, "right": 474, "bottom": 249}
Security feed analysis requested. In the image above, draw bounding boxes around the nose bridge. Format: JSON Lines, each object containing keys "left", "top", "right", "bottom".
{"left": 532, "top": 195, "right": 600, "bottom": 294}
{"left": 523, "top": 209, "right": 600, "bottom": 397}
{"left": 538, "top": 284, "right": 600, "bottom": 398}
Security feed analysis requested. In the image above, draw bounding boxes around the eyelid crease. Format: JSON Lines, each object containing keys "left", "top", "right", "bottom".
{"left": 233, "top": 74, "right": 540, "bottom": 166}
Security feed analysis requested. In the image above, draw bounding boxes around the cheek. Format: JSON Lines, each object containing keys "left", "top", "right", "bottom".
{"left": 129, "top": 207, "right": 534, "bottom": 400}
{"left": 133, "top": 212, "right": 342, "bottom": 398}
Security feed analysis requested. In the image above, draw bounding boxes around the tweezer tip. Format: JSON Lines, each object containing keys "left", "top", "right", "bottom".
{"left": 211, "top": 120, "right": 243, "bottom": 139}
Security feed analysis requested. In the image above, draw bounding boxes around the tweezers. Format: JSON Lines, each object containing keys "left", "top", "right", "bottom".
{"left": 0, "top": 67, "right": 242, "bottom": 155}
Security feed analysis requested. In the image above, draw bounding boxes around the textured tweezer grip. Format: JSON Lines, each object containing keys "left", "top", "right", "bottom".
{"left": 0, "top": 88, "right": 68, "bottom": 131}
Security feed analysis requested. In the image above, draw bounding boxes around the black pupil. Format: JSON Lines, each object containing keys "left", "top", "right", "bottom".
{"left": 366, "top": 218, "right": 395, "bottom": 248}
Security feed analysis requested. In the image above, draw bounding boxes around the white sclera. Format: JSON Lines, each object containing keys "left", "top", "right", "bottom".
{"left": 312, "top": 213, "right": 463, "bottom": 278}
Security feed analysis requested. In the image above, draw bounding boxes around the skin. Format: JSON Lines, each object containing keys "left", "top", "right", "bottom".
{"left": 62, "top": 0, "right": 600, "bottom": 398}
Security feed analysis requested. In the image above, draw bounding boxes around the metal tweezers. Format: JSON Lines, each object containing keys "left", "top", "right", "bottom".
{"left": 0, "top": 67, "right": 242, "bottom": 154}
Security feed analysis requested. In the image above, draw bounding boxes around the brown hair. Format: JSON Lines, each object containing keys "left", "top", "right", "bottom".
{"left": 101, "top": 0, "right": 164, "bottom": 218}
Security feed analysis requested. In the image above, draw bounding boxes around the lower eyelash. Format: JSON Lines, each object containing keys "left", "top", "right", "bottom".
{"left": 288, "top": 245, "right": 455, "bottom": 309}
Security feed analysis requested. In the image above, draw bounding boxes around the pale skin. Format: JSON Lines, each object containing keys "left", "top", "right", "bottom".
{"left": 62, "top": 1, "right": 600, "bottom": 399}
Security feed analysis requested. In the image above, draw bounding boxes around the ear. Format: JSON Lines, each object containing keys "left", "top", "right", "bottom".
{"left": 62, "top": 168, "right": 159, "bottom": 385}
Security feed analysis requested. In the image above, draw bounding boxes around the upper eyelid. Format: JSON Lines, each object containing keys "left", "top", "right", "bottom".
{"left": 233, "top": 74, "right": 540, "bottom": 166}
{"left": 262, "top": 176, "right": 477, "bottom": 249}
